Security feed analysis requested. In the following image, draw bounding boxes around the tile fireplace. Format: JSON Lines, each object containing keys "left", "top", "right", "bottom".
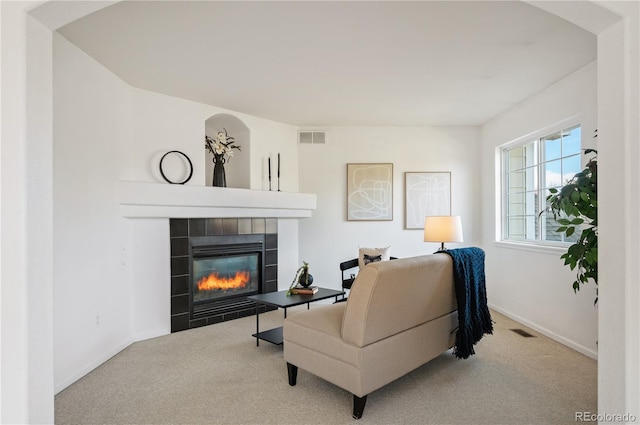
{"left": 170, "top": 218, "right": 278, "bottom": 332}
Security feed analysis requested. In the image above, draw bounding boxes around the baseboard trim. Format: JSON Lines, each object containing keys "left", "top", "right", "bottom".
{"left": 54, "top": 338, "right": 134, "bottom": 395}
{"left": 488, "top": 303, "right": 598, "bottom": 360}
{"left": 133, "top": 327, "right": 170, "bottom": 343}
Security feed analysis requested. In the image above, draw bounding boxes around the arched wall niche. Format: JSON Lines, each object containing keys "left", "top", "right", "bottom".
{"left": 204, "top": 114, "right": 251, "bottom": 189}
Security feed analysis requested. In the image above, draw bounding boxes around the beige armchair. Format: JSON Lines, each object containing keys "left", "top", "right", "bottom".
{"left": 284, "top": 254, "right": 458, "bottom": 419}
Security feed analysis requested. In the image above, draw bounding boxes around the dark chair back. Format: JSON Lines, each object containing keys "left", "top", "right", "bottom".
{"left": 340, "top": 257, "right": 397, "bottom": 290}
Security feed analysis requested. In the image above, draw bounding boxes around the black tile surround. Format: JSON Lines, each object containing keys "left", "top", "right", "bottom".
{"left": 170, "top": 218, "right": 278, "bottom": 333}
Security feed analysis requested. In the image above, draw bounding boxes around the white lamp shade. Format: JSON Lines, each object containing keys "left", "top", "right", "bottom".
{"left": 423, "top": 216, "right": 463, "bottom": 243}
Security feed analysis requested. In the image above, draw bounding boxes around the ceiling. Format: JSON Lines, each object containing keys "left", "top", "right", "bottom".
{"left": 57, "top": 1, "right": 596, "bottom": 127}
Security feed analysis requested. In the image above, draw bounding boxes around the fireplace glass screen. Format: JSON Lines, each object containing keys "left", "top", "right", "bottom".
{"left": 192, "top": 254, "right": 259, "bottom": 303}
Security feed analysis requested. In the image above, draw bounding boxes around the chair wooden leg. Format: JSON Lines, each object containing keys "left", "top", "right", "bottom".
{"left": 287, "top": 363, "right": 298, "bottom": 386}
{"left": 352, "top": 394, "right": 367, "bottom": 419}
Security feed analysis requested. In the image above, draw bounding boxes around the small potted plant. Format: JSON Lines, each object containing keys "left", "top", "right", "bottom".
{"left": 286, "top": 261, "right": 314, "bottom": 296}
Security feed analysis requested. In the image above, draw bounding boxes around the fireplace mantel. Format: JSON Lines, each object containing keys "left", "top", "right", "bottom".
{"left": 118, "top": 181, "right": 317, "bottom": 218}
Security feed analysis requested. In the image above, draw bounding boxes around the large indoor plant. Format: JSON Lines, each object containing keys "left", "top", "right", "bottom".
{"left": 546, "top": 148, "right": 598, "bottom": 303}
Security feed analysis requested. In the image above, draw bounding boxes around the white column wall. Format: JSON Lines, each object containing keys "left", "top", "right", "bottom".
{"left": 480, "top": 63, "right": 598, "bottom": 358}
{"left": 1, "top": 4, "right": 30, "bottom": 420}
{"left": 624, "top": 4, "right": 640, "bottom": 416}
{"left": 1, "top": 2, "right": 55, "bottom": 423}
{"left": 596, "top": 6, "right": 640, "bottom": 417}
{"left": 25, "top": 15, "right": 55, "bottom": 423}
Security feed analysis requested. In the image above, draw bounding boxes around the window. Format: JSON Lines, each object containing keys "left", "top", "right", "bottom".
{"left": 501, "top": 123, "right": 582, "bottom": 244}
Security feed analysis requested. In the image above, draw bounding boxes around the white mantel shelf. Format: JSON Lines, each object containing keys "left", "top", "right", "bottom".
{"left": 118, "top": 181, "right": 317, "bottom": 218}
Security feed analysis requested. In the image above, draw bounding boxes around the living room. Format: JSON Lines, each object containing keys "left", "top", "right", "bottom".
{"left": 2, "top": 1, "right": 639, "bottom": 423}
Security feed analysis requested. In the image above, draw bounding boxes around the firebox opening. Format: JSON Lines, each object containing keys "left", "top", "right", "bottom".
{"left": 192, "top": 253, "right": 260, "bottom": 304}
{"left": 188, "top": 234, "right": 267, "bottom": 324}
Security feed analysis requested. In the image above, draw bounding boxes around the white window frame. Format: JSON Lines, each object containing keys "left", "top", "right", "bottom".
{"left": 498, "top": 117, "right": 582, "bottom": 248}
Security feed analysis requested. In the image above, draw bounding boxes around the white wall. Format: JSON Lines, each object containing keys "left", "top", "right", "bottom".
{"left": 480, "top": 62, "right": 598, "bottom": 358}
{"left": 52, "top": 34, "right": 303, "bottom": 392}
{"left": 298, "top": 126, "right": 481, "bottom": 291}
{"left": 123, "top": 88, "right": 299, "bottom": 193}
{"left": 131, "top": 219, "right": 169, "bottom": 341}
{"left": 53, "top": 32, "right": 134, "bottom": 391}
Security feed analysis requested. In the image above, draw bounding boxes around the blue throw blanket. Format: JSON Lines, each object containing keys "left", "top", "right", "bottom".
{"left": 439, "top": 247, "right": 493, "bottom": 359}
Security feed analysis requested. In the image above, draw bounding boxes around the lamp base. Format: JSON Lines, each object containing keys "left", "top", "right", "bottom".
{"left": 431, "top": 243, "right": 447, "bottom": 254}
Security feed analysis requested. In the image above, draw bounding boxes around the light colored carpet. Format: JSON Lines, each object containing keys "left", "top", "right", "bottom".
{"left": 55, "top": 309, "right": 596, "bottom": 425}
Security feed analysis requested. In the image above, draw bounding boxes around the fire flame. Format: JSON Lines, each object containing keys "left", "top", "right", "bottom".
{"left": 197, "top": 271, "right": 250, "bottom": 291}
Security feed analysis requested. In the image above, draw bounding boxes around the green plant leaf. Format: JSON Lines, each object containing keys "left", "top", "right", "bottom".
{"left": 570, "top": 191, "right": 581, "bottom": 203}
{"left": 545, "top": 149, "right": 597, "bottom": 303}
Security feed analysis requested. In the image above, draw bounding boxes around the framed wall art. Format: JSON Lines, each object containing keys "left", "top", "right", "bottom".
{"left": 347, "top": 163, "right": 393, "bottom": 221}
{"left": 404, "top": 171, "right": 451, "bottom": 229}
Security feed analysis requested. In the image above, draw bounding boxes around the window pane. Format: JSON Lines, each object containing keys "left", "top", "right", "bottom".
{"left": 507, "top": 215, "right": 537, "bottom": 240}
{"left": 542, "top": 159, "right": 562, "bottom": 188}
{"left": 507, "top": 147, "right": 525, "bottom": 171}
{"left": 562, "top": 154, "right": 581, "bottom": 183}
{"left": 525, "top": 191, "right": 537, "bottom": 216}
{"left": 507, "top": 141, "right": 535, "bottom": 171}
{"left": 541, "top": 196, "right": 563, "bottom": 242}
{"left": 507, "top": 171, "right": 525, "bottom": 191}
{"left": 525, "top": 166, "right": 537, "bottom": 191}
{"left": 525, "top": 214, "right": 537, "bottom": 240}
{"left": 508, "top": 217, "right": 526, "bottom": 240}
{"left": 507, "top": 166, "right": 536, "bottom": 192}
{"left": 506, "top": 191, "right": 537, "bottom": 216}
{"left": 562, "top": 125, "right": 581, "bottom": 156}
{"left": 507, "top": 194, "right": 525, "bottom": 215}
{"left": 507, "top": 190, "right": 524, "bottom": 203}
{"left": 543, "top": 131, "right": 562, "bottom": 161}
{"left": 544, "top": 217, "right": 563, "bottom": 242}
{"left": 501, "top": 124, "right": 581, "bottom": 244}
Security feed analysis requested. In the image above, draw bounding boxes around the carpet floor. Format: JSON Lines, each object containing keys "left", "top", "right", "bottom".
{"left": 55, "top": 308, "right": 596, "bottom": 425}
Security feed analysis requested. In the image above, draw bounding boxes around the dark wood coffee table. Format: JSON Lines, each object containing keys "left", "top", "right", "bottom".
{"left": 248, "top": 288, "right": 345, "bottom": 346}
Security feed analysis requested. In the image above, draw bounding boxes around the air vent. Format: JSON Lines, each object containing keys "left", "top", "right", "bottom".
{"left": 298, "top": 131, "right": 326, "bottom": 144}
{"left": 510, "top": 328, "right": 536, "bottom": 338}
